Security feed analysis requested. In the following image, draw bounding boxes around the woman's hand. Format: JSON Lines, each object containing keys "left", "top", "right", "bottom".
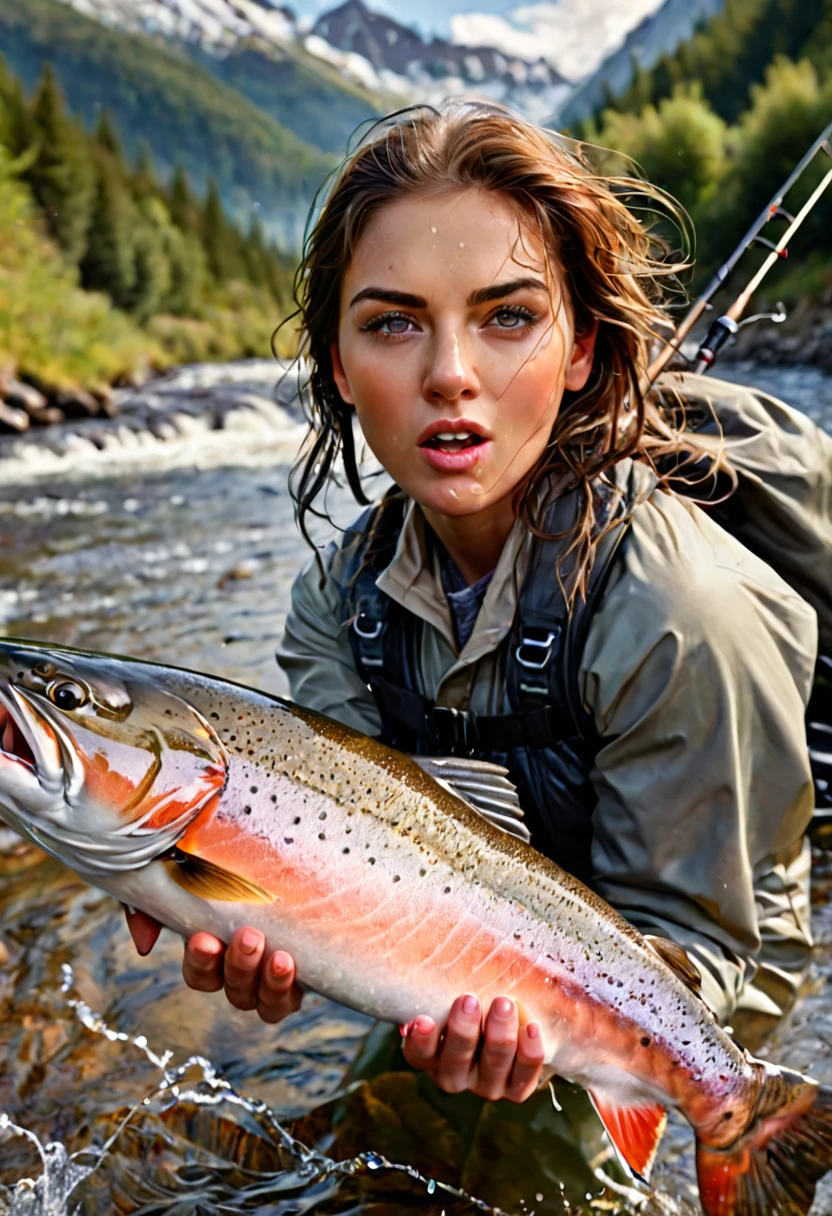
{"left": 122, "top": 908, "right": 303, "bottom": 1024}
{"left": 401, "top": 994, "right": 543, "bottom": 1103}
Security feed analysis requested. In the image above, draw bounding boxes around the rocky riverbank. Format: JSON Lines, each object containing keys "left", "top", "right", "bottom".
{"left": 0, "top": 360, "right": 309, "bottom": 484}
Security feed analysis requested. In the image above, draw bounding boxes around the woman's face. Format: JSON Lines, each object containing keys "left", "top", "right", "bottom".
{"left": 332, "top": 188, "right": 597, "bottom": 519}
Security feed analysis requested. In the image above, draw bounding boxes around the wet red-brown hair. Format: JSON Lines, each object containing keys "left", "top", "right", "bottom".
{"left": 281, "top": 99, "right": 697, "bottom": 595}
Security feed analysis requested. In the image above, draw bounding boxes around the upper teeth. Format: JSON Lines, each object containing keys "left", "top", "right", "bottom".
{"left": 436, "top": 431, "right": 471, "bottom": 440}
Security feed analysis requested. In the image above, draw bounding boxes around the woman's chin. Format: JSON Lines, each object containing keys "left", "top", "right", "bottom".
{"left": 415, "top": 478, "right": 494, "bottom": 517}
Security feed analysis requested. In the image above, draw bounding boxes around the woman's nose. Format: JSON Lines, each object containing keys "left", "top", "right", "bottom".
{"left": 422, "top": 330, "right": 480, "bottom": 404}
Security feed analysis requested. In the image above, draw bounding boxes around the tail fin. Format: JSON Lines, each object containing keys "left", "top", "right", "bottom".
{"left": 696, "top": 1061, "right": 832, "bottom": 1216}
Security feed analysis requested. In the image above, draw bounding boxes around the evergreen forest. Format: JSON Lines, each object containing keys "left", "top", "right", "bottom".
{"left": 0, "top": 57, "right": 301, "bottom": 396}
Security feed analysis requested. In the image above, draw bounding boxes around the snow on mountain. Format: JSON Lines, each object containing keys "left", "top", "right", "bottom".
{"left": 53, "top": 0, "right": 572, "bottom": 123}
{"left": 311, "top": 0, "right": 573, "bottom": 122}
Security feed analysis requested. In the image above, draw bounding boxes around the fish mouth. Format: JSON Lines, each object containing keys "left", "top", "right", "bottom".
{"left": 0, "top": 700, "right": 36, "bottom": 772}
{"left": 0, "top": 682, "right": 69, "bottom": 799}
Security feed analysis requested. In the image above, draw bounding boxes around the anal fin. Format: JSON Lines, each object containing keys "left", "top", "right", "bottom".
{"left": 589, "top": 1090, "right": 667, "bottom": 1183}
{"left": 165, "top": 847, "right": 274, "bottom": 904}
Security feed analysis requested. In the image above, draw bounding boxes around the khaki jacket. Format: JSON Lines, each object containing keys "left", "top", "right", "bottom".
{"left": 278, "top": 375, "right": 825, "bottom": 1024}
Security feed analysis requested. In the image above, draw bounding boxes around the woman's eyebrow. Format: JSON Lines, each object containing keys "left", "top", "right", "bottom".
{"left": 468, "top": 277, "right": 548, "bottom": 304}
{"left": 349, "top": 277, "right": 547, "bottom": 309}
{"left": 349, "top": 287, "right": 425, "bottom": 308}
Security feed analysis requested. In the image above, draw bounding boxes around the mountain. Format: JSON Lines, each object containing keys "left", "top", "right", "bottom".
{"left": 0, "top": 0, "right": 334, "bottom": 246}
{"left": 557, "top": 0, "right": 724, "bottom": 127}
{"left": 310, "top": 0, "right": 572, "bottom": 122}
{"left": 50, "top": 0, "right": 390, "bottom": 155}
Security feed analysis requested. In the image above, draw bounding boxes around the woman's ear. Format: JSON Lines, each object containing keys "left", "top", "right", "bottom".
{"left": 330, "top": 340, "right": 354, "bottom": 405}
{"left": 564, "top": 319, "right": 599, "bottom": 393}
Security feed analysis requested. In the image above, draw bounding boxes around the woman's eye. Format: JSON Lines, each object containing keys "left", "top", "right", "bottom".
{"left": 361, "top": 312, "right": 414, "bottom": 338}
{"left": 491, "top": 306, "right": 537, "bottom": 329}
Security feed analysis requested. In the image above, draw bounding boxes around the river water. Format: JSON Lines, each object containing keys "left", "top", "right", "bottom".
{"left": 1, "top": 360, "right": 831, "bottom": 1215}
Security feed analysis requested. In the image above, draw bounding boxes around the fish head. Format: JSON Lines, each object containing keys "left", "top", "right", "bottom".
{"left": 0, "top": 639, "right": 227, "bottom": 874}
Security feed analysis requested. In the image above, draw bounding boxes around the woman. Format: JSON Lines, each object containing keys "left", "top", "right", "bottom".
{"left": 127, "top": 101, "right": 818, "bottom": 1109}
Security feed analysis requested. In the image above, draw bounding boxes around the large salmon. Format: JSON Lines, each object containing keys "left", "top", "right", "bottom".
{"left": 0, "top": 637, "right": 830, "bottom": 1215}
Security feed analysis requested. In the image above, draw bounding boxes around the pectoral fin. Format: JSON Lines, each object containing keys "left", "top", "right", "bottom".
{"left": 165, "top": 847, "right": 274, "bottom": 904}
{"left": 588, "top": 1090, "right": 667, "bottom": 1183}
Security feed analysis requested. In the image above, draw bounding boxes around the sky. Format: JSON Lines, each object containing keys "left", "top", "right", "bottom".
{"left": 293, "top": 0, "right": 666, "bottom": 80}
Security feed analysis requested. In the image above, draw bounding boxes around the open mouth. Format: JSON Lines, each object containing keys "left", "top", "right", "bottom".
{"left": 420, "top": 430, "right": 487, "bottom": 454}
{"left": 0, "top": 703, "right": 35, "bottom": 769}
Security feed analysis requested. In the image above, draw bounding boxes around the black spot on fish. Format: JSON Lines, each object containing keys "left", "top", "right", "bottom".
{"left": 723, "top": 1111, "right": 733, "bottom": 1121}
{"left": 392, "top": 875, "right": 400, "bottom": 882}
{"left": 244, "top": 806, "right": 252, "bottom": 815}
{"left": 641, "top": 1037, "right": 651, "bottom": 1047}
{"left": 443, "top": 886, "right": 450, "bottom": 894}
{"left": 271, "top": 795, "right": 277, "bottom": 804}
{"left": 368, "top": 857, "right": 375, "bottom": 865}
{"left": 284, "top": 836, "right": 294, "bottom": 845}
{"left": 318, "top": 832, "right": 326, "bottom": 841}
{"left": 343, "top": 847, "right": 350, "bottom": 854}
{"left": 250, "top": 786, "right": 258, "bottom": 794}
{"left": 293, "top": 816, "right": 301, "bottom": 825}
{"left": 211, "top": 712, "right": 219, "bottom": 720}
{"left": 318, "top": 811, "right": 327, "bottom": 820}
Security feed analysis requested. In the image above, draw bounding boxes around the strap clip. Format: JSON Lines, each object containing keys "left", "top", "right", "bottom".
{"left": 515, "top": 625, "right": 559, "bottom": 670}
{"left": 427, "top": 705, "right": 476, "bottom": 755}
{"left": 353, "top": 613, "right": 385, "bottom": 669}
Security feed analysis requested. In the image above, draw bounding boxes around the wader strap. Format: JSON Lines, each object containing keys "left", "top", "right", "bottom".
{"left": 370, "top": 675, "right": 574, "bottom": 754}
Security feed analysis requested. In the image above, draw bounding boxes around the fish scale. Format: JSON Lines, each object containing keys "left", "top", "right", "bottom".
{"left": 1, "top": 638, "right": 831, "bottom": 1215}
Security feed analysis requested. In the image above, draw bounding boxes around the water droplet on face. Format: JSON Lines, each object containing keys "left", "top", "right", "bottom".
{"left": 430, "top": 226, "right": 437, "bottom": 234}
{"left": 459, "top": 242, "right": 465, "bottom": 248}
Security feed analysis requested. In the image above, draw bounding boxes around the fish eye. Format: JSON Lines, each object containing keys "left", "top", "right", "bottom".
{"left": 47, "top": 680, "right": 90, "bottom": 712}
{"left": 33, "top": 662, "right": 56, "bottom": 679}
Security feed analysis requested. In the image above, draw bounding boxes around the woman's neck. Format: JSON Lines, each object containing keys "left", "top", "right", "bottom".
{"left": 421, "top": 496, "right": 516, "bottom": 585}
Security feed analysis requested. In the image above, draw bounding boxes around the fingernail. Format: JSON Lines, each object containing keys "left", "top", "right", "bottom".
{"left": 493, "top": 997, "right": 513, "bottom": 1018}
{"left": 271, "top": 952, "right": 290, "bottom": 976}
{"left": 412, "top": 1016, "right": 434, "bottom": 1035}
{"left": 526, "top": 1021, "right": 540, "bottom": 1039}
{"left": 240, "top": 930, "right": 261, "bottom": 955}
{"left": 462, "top": 994, "right": 479, "bottom": 1015}
{"left": 399, "top": 1022, "right": 410, "bottom": 1038}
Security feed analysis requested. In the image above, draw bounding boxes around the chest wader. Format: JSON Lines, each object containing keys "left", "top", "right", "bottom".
{"left": 338, "top": 461, "right": 655, "bottom": 883}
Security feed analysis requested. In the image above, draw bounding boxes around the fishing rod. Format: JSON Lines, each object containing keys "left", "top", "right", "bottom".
{"left": 645, "top": 118, "right": 832, "bottom": 385}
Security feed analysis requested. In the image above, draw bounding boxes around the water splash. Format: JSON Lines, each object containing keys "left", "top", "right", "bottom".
{"left": 0, "top": 965, "right": 508, "bottom": 1216}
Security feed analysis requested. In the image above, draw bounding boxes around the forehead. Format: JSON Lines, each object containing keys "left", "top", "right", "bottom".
{"left": 344, "top": 188, "right": 550, "bottom": 293}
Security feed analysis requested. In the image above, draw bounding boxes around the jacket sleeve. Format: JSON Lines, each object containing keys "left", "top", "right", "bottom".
{"left": 580, "top": 488, "right": 818, "bottom": 1022}
{"left": 276, "top": 543, "right": 383, "bottom": 736}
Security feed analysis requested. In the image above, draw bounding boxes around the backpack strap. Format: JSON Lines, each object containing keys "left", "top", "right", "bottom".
{"left": 506, "top": 459, "right": 657, "bottom": 741}
{"left": 341, "top": 492, "right": 409, "bottom": 680}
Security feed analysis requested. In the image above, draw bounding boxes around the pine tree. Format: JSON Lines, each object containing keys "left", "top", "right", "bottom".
{"left": 243, "top": 214, "right": 267, "bottom": 285}
{"left": 0, "top": 61, "right": 33, "bottom": 159}
{"left": 169, "top": 164, "right": 195, "bottom": 233}
{"left": 201, "top": 176, "right": 231, "bottom": 281}
{"left": 26, "top": 65, "right": 93, "bottom": 263}
{"left": 132, "top": 139, "right": 158, "bottom": 200}
{"left": 79, "top": 150, "right": 135, "bottom": 308}
{"left": 94, "top": 109, "right": 123, "bottom": 163}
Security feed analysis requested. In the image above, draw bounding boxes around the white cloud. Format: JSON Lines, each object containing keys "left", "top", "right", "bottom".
{"left": 450, "top": 0, "right": 665, "bottom": 80}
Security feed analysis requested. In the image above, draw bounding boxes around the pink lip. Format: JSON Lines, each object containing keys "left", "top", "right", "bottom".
{"left": 420, "top": 440, "right": 493, "bottom": 472}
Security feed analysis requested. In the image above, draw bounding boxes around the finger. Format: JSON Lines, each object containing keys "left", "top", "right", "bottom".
{"left": 182, "top": 932, "right": 225, "bottom": 992}
{"left": 474, "top": 997, "right": 519, "bottom": 1100}
{"left": 401, "top": 1016, "right": 440, "bottom": 1070}
{"left": 434, "top": 995, "right": 482, "bottom": 1094}
{"left": 505, "top": 1020, "right": 545, "bottom": 1103}
{"left": 223, "top": 927, "right": 265, "bottom": 1011}
{"left": 255, "top": 951, "right": 303, "bottom": 1024}
{"left": 123, "top": 905, "right": 161, "bottom": 957}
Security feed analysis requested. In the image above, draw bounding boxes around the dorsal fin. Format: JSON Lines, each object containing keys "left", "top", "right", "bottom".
{"left": 409, "top": 755, "right": 530, "bottom": 843}
{"left": 165, "top": 847, "right": 274, "bottom": 904}
{"left": 645, "top": 935, "right": 702, "bottom": 995}
{"left": 588, "top": 1090, "right": 667, "bottom": 1183}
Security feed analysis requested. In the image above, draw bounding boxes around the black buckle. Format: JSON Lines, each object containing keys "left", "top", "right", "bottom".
{"left": 427, "top": 706, "right": 475, "bottom": 755}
